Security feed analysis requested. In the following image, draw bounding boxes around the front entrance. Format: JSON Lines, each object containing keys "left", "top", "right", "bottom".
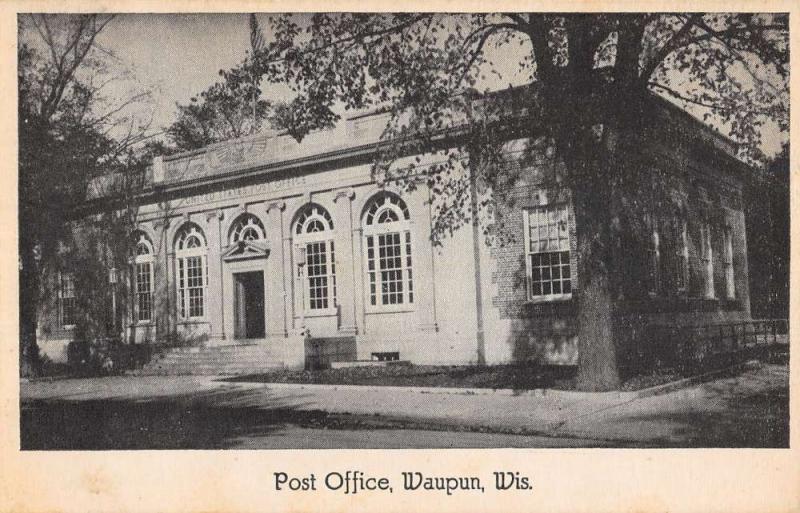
{"left": 233, "top": 271, "right": 265, "bottom": 339}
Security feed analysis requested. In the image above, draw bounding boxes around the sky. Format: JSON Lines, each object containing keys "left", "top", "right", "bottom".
{"left": 22, "top": 13, "right": 786, "bottom": 159}
{"left": 95, "top": 13, "right": 531, "bottom": 138}
{"left": 95, "top": 14, "right": 271, "bottom": 133}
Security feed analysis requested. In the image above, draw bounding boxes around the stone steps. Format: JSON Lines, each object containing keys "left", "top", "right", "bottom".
{"left": 134, "top": 365, "right": 285, "bottom": 376}
{"left": 153, "top": 352, "right": 287, "bottom": 362}
{"left": 138, "top": 343, "right": 292, "bottom": 376}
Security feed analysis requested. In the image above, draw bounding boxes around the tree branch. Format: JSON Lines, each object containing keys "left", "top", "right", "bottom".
{"left": 526, "top": 15, "right": 555, "bottom": 81}
{"left": 649, "top": 81, "right": 778, "bottom": 116}
{"left": 262, "top": 14, "right": 432, "bottom": 67}
{"left": 640, "top": 13, "right": 703, "bottom": 82}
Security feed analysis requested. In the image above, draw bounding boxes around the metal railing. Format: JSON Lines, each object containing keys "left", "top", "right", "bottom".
{"left": 637, "top": 318, "right": 788, "bottom": 371}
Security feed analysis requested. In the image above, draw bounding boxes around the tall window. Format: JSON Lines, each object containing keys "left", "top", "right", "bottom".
{"left": 724, "top": 226, "right": 736, "bottom": 299}
{"left": 59, "top": 272, "right": 76, "bottom": 328}
{"left": 229, "top": 213, "right": 266, "bottom": 243}
{"left": 363, "top": 192, "right": 413, "bottom": 307}
{"left": 134, "top": 232, "right": 154, "bottom": 322}
{"left": 175, "top": 223, "right": 207, "bottom": 319}
{"left": 646, "top": 214, "right": 661, "bottom": 296}
{"left": 700, "top": 221, "right": 715, "bottom": 299}
{"left": 673, "top": 217, "right": 689, "bottom": 294}
{"left": 524, "top": 204, "right": 572, "bottom": 299}
{"left": 294, "top": 204, "right": 336, "bottom": 311}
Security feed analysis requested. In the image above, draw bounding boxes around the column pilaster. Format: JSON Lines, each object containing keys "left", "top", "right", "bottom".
{"left": 205, "top": 209, "right": 225, "bottom": 341}
{"left": 408, "top": 188, "right": 439, "bottom": 332}
{"left": 333, "top": 188, "right": 358, "bottom": 335}
{"left": 266, "top": 201, "right": 288, "bottom": 338}
{"left": 152, "top": 218, "right": 172, "bottom": 341}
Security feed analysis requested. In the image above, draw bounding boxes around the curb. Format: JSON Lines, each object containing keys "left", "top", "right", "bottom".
{"left": 631, "top": 359, "right": 762, "bottom": 399}
{"left": 225, "top": 379, "right": 639, "bottom": 401}
{"left": 222, "top": 360, "right": 764, "bottom": 400}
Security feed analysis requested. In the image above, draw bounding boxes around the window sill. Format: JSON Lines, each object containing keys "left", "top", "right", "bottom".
{"left": 130, "top": 321, "right": 155, "bottom": 328}
{"left": 177, "top": 319, "right": 209, "bottom": 325}
{"left": 524, "top": 294, "right": 573, "bottom": 305}
{"left": 61, "top": 324, "right": 76, "bottom": 331}
{"left": 365, "top": 306, "right": 416, "bottom": 315}
{"left": 298, "top": 308, "right": 337, "bottom": 318}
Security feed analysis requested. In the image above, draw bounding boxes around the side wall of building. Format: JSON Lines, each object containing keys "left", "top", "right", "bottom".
{"left": 478, "top": 130, "right": 751, "bottom": 367}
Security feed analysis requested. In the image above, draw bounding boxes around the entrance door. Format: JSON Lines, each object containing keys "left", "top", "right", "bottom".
{"left": 233, "top": 271, "right": 265, "bottom": 339}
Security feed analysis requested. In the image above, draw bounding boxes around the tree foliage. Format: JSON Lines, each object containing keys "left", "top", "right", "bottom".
{"left": 217, "top": 14, "right": 789, "bottom": 244}
{"left": 746, "top": 143, "right": 789, "bottom": 320}
{"left": 166, "top": 15, "right": 287, "bottom": 151}
{"left": 18, "top": 14, "right": 154, "bottom": 375}
{"left": 229, "top": 13, "right": 787, "bottom": 389}
{"left": 167, "top": 77, "right": 271, "bottom": 150}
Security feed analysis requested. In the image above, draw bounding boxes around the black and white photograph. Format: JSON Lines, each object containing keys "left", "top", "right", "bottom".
{"left": 16, "top": 11, "right": 789, "bottom": 454}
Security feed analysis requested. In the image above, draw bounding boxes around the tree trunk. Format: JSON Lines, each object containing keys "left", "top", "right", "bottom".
{"left": 19, "top": 240, "right": 41, "bottom": 377}
{"left": 574, "top": 229, "right": 621, "bottom": 390}
{"left": 570, "top": 130, "right": 623, "bottom": 391}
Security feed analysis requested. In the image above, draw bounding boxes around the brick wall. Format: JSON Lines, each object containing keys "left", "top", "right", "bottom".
{"left": 484, "top": 136, "right": 750, "bottom": 366}
{"left": 487, "top": 152, "right": 580, "bottom": 364}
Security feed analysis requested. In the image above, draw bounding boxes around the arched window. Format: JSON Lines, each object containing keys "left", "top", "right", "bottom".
{"left": 174, "top": 223, "right": 207, "bottom": 319}
{"left": 294, "top": 204, "right": 336, "bottom": 311}
{"left": 134, "top": 231, "right": 154, "bottom": 322}
{"left": 295, "top": 204, "right": 334, "bottom": 235}
{"left": 362, "top": 192, "right": 413, "bottom": 308}
{"left": 229, "top": 213, "right": 266, "bottom": 244}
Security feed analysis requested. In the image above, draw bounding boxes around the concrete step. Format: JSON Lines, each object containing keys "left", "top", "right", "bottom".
{"left": 153, "top": 347, "right": 288, "bottom": 357}
{"left": 137, "top": 343, "right": 298, "bottom": 375}
{"left": 147, "top": 359, "right": 285, "bottom": 367}
{"left": 151, "top": 357, "right": 270, "bottom": 364}
{"left": 136, "top": 367, "right": 283, "bottom": 376}
{"left": 140, "top": 343, "right": 298, "bottom": 376}
{"left": 144, "top": 357, "right": 285, "bottom": 366}
{"left": 143, "top": 365, "right": 284, "bottom": 373}
{"left": 158, "top": 344, "right": 283, "bottom": 354}
{"left": 151, "top": 348, "right": 288, "bottom": 360}
{"left": 154, "top": 347, "right": 287, "bottom": 355}
{"left": 153, "top": 353, "right": 286, "bottom": 363}
{"left": 151, "top": 359, "right": 285, "bottom": 368}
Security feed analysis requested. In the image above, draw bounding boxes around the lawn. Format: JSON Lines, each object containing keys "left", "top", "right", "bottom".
{"left": 226, "top": 363, "right": 686, "bottom": 391}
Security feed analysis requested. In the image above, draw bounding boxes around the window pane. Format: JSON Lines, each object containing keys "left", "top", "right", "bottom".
{"left": 377, "top": 232, "right": 404, "bottom": 305}
{"left": 526, "top": 206, "right": 573, "bottom": 299}
{"left": 179, "top": 256, "right": 205, "bottom": 318}
{"left": 136, "top": 262, "right": 152, "bottom": 322}
{"left": 306, "top": 241, "right": 330, "bottom": 309}
{"left": 61, "top": 274, "right": 77, "bottom": 327}
{"left": 367, "top": 236, "right": 377, "bottom": 305}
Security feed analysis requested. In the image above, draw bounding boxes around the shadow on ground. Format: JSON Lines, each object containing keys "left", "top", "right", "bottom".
{"left": 21, "top": 361, "right": 789, "bottom": 449}
{"left": 610, "top": 363, "right": 789, "bottom": 448}
{"left": 21, "top": 387, "right": 339, "bottom": 450}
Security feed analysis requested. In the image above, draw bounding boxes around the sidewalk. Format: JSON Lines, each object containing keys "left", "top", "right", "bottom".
{"left": 20, "top": 361, "right": 788, "bottom": 447}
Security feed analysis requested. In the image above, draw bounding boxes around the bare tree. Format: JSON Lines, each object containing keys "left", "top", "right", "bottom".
{"left": 18, "top": 14, "right": 155, "bottom": 375}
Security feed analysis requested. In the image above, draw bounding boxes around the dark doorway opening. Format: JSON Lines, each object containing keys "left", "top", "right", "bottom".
{"left": 234, "top": 271, "right": 265, "bottom": 339}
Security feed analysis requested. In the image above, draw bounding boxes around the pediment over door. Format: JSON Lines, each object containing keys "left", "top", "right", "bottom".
{"left": 222, "top": 240, "right": 270, "bottom": 262}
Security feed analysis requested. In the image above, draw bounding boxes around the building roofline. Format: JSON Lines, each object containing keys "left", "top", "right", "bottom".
{"left": 80, "top": 85, "right": 754, "bottom": 214}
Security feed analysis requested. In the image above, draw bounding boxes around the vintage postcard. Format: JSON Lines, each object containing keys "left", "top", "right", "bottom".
{"left": 1, "top": 1, "right": 797, "bottom": 512}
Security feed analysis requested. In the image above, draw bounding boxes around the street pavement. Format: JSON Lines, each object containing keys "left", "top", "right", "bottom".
{"left": 19, "top": 362, "right": 788, "bottom": 448}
